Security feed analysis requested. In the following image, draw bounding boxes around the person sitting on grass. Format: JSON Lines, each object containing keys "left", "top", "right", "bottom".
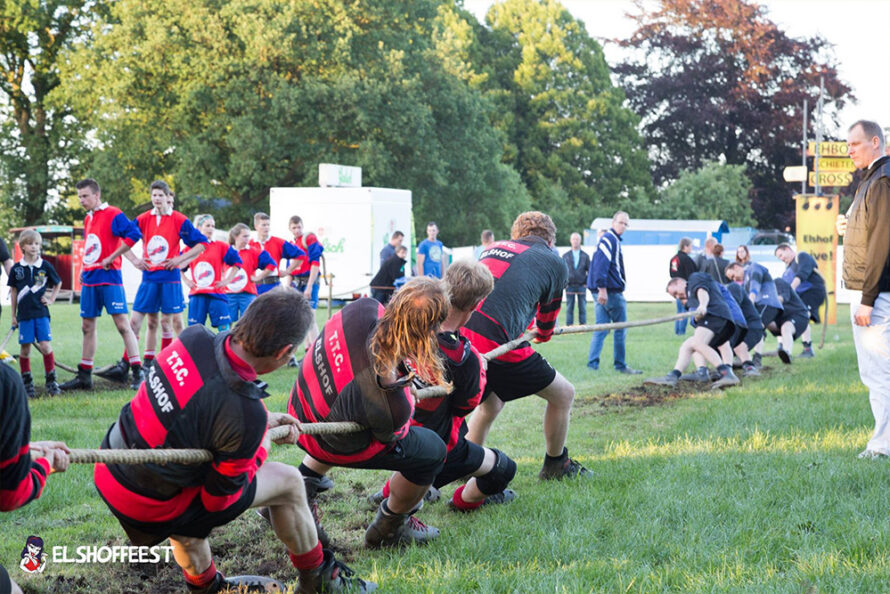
{"left": 93, "top": 289, "right": 373, "bottom": 593}
{"left": 370, "top": 260, "right": 518, "bottom": 512}
{"left": 768, "top": 278, "right": 813, "bottom": 364}
{"left": 7, "top": 230, "right": 62, "bottom": 396}
{"left": 646, "top": 272, "right": 740, "bottom": 389}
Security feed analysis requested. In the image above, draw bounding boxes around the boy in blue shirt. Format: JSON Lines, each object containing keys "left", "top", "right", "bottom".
{"left": 7, "top": 230, "right": 62, "bottom": 396}
{"left": 416, "top": 222, "right": 445, "bottom": 278}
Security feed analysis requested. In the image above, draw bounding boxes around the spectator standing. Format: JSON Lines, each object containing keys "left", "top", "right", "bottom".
{"left": 712, "top": 244, "right": 730, "bottom": 283}
{"left": 475, "top": 229, "right": 495, "bottom": 259}
{"left": 561, "top": 232, "right": 590, "bottom": 325}
{"left": 694, "top": 237, "right": 727, "bottom": 283}
{"left": 416, "top": 222, "right": 445, "bottom": 278}
{"left": 586, "top": 211, "right": 641, "bottom": 374}
{"left": 669, "top": 237, "right": 697, "bottom": 335}
{"left": 735, "top": 245, "right": 751, "bottom": 266}
{"left": 838, "top": 119, "right": 890, "bottom": 458}
{"left": 379, "top": 231, "right": 404, "bottom": 263}
{"left": 370, "top": 245, "right": 408, "bottom": 305}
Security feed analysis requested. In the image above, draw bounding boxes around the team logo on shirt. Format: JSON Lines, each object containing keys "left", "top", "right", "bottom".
{"left": 146, "top": 236, "right": 170, "bottom": 265}
{"left": 428, "top": 244, "right": 442, "bottom": 262}
{"left": 228, "top": 269, "right": 248, "bottom": 292}
{"left": 83, "top": 234, "right": 101, "bottom": 265}
{"left": 193, "top": 261, "right": 215, "bottom": 288}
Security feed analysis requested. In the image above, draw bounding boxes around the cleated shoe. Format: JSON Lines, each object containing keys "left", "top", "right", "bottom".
{"left": 219, "top": 575, "right": 286, "bottom": 593}
{"left": 59, "top": 364, "right": 92, "bottom": 391}
{"left": 777, "top": 348, "right": 792, "bottom": 365}
{"left": 711, "top": 369, "right": 741, "bottom": 390}
{"left": 22, "top": 372, "right": 36, "bottom": 398}
{"left": 482, "top": 489, "right": 517, "bottom": 506}
{"left": 45, "top": 370, "right": 61, "bottom": 396}
{"left": 742, "top": 365, "right": 761, "bottom": 378}
{"left": 424, "top": 486, "right": 441, "bottom": 504}
{"left": 644, "top": 374, "right": 678, "bottom": 387}
{"left": 679, "top": 367, "right": 710, "bottom": 382}
{"left": 364, "top": 500, "right": 440, "bottom": 548}
{"left": 858, "top": 449, "right": 889, "bottom": 460}
{"left": 367, "top": 489, "right": 385, "bottom": 507}
{"left": 96, "top": 358, "right": 129, "bottom": 383}
{"left": 129, "top": 364, "right": 144, "bottom": 390}
{"left": 538, "top": 449, "right": 593, "bottom": 480}
{"left": 298, "top": 549, "right": 377, "bottom": 593}
{"left": 800, "top": 347, "right": 815, "bottom": 359}
{"left": 752, "top": 352, "right": 763, "bottom": 369}
{"left": 708, "top": 369, "right": 721, "bottom": 382}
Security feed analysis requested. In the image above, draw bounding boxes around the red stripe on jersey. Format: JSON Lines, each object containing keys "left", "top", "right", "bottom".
{"left": 324, "top": 315, "right": 354, "bottom": 396}
{"left": 94, "top": 463, "right": 198, "bottom": 522}
{"left": 297, "top": 434, "right": 388, "bottom": 465}
{"left": 130, "top": 384, "right": 168, "bottom": 448}
{"left": 298, "top": 348, "right": 330, "bottom": 419}
{"left": 484, "top": 257, "right": 510, "bottom": 279}
{"left": 157, "top": 342, "right": 203, "bottom": 409}
{"left": 0, "top": 460, "right": 48, "bottom": 511}
{"left": 461, "top": 326, "right": 533, "bottom": 363}
{"left": 0, "top": 444, "right": 28, "bottom": 470}
{"left": 201, "top": 489, "right": 242, "bottom": 513}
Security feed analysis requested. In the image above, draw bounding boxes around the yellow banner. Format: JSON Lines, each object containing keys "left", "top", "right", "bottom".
{"left": 816, "top": 157, "right": 855, "bottom": 172}
{"left": 808, "top": 171, "right": 852, "bottom": 187}
{"left": 806, "top": 141, "right": 848, "bottom": 157}
{"left": 794, "top": 194, "right": 838, "bottom": 324}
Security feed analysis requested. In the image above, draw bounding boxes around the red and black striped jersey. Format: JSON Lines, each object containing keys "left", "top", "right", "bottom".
{"left": 288, "top": 298, "right": 414, "bottom": 464}
{"left": 0, "top": 363, "right": 50, "bottom": 511}
{"left": 94, "top": 326, "right": 269, "bottom": 524}
{"left": 463, "top": 237, "right": 567, "bottom": 362}
{"left": 411, "top": 332, "right": 485, "bottom": 451}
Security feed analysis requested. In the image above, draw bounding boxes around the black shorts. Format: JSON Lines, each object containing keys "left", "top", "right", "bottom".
{"left": 730, "top": 325, "right": 748, "bottom": 349}
{"left": 698, "top": 315, "right": 734, "bottom": 349}
{"left": 329, "top": 426, "right": 446, "bottom": 486}
{"left": 108, "top": 480, "right": 258, "bottom": 547}
{"left": 742, "top": 326, "right": 764, "bottom": 350}
{"left": 759, "top": 305, "right": 782, "bottom": 328}
{"left": 433, "top": 431, "right": 486, "bottom": 490}
{"left": 771, "top": 313, "right": 809, "bottom": 340}
{"left": 0, "top": 563, "right": 10, "bottom": 594}
{"left": 799, "top": 289, "right": 826, "bottom": 323}
{"left": 483, "top": 351, "right": 557, "bottom": 403}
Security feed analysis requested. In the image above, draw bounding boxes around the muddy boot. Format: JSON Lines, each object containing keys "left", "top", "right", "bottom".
{"left": 297, "top": 549, "right": 377, "bottom": 593}
{"left": 128, "top": 363, "right": 144, "bottom": 390}
{"left": 777, "top": 347, "right": 792, "bottom": 364}
{"left": 45, "top": 370, "right": 61, "bottom": 396}
{"left": 752, "top": 352, "right": 762, "bottom": 369}
{"left": 538, "top": 447, "right": 593, "bottom": 480}
{"left": 96, "top": 357, "right": 129, "bottom": 383}
{"left": 741, "top": 363, "right": 760, "bottom": 377}
{"left": 644, "top": 370, "right": 680, "bottom": 387}
{"left": 22, "top": 372, "right": 36, "bottom": 398}
{"left": 364, "top": 499, "right": 440, "bottom": 548}
{"left": 60, "top": 364, "right": 92, "bottom": 391}
{"left": 679, "top": 366, "right": 710, "bottom": 382}
{"left": 710, "top": 365, "right": 740, "bottom": 390}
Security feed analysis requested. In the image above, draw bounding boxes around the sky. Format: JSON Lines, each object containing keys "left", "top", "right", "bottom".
{"left": 463, "top": 0, "right": 890, "bottom": 137}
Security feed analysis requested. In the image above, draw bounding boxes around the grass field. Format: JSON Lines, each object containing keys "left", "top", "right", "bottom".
{"left": 4, "top": 301, "right": 885, "bottom": 593}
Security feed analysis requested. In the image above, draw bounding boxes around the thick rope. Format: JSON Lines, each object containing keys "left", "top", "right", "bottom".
{"left": 67, "top": 422, "right": 365, "bottom": 465}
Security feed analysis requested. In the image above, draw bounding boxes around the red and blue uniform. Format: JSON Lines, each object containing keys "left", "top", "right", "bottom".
{"left": 80, "top": 203, "right": 142, "bottom": 318}
{"left": 226, "top": 248, "right": 276, "bottom": 321}
{"left": 133, "top": 209, "right": 208, "bottom": 314}
{"left": 187, "top": 241, "right": 242, "bottom": 329}
{"left": 249, "top": 237, "right": 304, "bottom": 295}
{"left": 93, "top": 326, "right": 270, "bottom": 546}
{"left": 290, "top": 234, "right": 324, "bottom": 308}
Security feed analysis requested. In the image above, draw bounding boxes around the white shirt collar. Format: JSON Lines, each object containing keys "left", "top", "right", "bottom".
{"left": 150, "top": 206, "right": 170, "bottom": 216}
{"left": 89, "top": 202, "right": 109, "bottom": 215}
{"left": 17, "top": 257, "right": 43, "bottom": 269}
{"left": 869, "top": 156, "right": 884, "bottom": 170}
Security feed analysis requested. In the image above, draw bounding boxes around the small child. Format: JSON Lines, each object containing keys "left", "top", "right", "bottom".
{"left": 7, "top": 230, "right": 62, "bottom": 396}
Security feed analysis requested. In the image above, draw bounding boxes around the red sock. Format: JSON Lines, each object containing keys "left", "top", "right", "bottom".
{"left": 183, "top": 560, "right": 217, "bottom": 589}
{"left": 451, "top": 485, "right": 484, "bottom": 511}
{"left": 289, "top": 542, "right": 324, "bottom": 571}
{"left": 144, "top": 350, "right": 155, "bottom": 362}
{"left": 42, "top": 352, "right": 54, "bottom": 373}
{"left": 122, "top": 348, "right": 128, "bottom": 360}
{"left": 79, "top": 359, "right": 93, "bottom": 370}
{"left": 19, "top": 357, "right": 30, "bottom": 373}
{"left": 381, "top": 480, "right": 390, "bottom": 499}
{"left": 161, "top": 334, "right": 173, "bottom": 350}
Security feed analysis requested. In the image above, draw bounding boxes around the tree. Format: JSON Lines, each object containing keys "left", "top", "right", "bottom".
{"left": 615, "top": 0, "right": 852, "bottom": 230}
{"left": 473, "top": 0, "right": 655, "bottom": 240}
{"left": 656, "top": 162, "right": 753, "bottom": 225}
{"left": 0, "top": 0, "right": 101, "bottom": 227}
{"left": 58, "top": 0, "right": 527, "bottom": 244}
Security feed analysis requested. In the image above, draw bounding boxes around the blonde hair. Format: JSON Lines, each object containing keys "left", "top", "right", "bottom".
{"left": 228, "top": 222, "right": 250, "bottom": 245}
{"left": 370, "top": 277, "right": 449, "bottom": 388}
{"left": 19, "top": 230, "right": 41, "bottom": 246}
{"left": 511, "top": 211, "right": 556, "bottom": 244}
{"left": 444, "top": 259, "right": 493, "bottom": 312}
{"left": 194, "top": 213, "right": 214, "bottom": 228}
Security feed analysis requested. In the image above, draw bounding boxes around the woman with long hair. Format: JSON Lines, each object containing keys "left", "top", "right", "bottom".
{"left": 736, "top": 244, "right": 751, "bottom": 266}
{"left": 287, "top": 277, "right": 449, "bottom": 549}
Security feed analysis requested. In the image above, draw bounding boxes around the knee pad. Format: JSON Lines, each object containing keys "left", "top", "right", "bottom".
{"left": 475, "top": 448, "right": 517, "bottom": 495}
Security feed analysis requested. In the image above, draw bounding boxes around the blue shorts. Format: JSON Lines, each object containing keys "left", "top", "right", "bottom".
{"left": 256, "top": 279, "right": 280, "bottom": 295}
{"left": 133, "top": 282, "right": 185, "bottom": 314}
{"left": 295, "top": 278, "right": 320, "bottom": 309}
{"left": 81, "top": 284, "right": 128, "bottom": 318}
{"left": 228, "top": 292, "right": 256, "bottom": 322}
{"left": 188, "top": 294, "right": 231, "bottom": 329}
{"left": 18, "top": 317, "right": 52, "bottom": 344}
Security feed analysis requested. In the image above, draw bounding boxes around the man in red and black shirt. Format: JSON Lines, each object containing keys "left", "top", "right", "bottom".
{"left": 94, "top": 290, "right": 372, "bottom": 593}
{"left": 1, "top": 361, "right": 70, "bottom": 594}
{"left": 464, "top": 211, "right": 592, "bottom": 480}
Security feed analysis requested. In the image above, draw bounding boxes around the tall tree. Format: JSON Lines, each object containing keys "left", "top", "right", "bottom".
{"left": 475, "top": 0, "right": 654, "bottom": 240}
{"left": 615, "top": 0, "right": 852, "bottom": 230}
{"left": 657, "top": 162, "right": 754, "bottom": 225}
{"left": 0, "top": 0, "right": 100, "bottom": 227}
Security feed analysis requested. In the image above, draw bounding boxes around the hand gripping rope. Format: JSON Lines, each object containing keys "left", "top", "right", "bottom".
{"left": 53, "top": 311, "right": 696, "bottom": 465}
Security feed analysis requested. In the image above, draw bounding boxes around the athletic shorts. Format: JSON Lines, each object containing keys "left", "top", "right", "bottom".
{"left": 18, "top": 317, "right": 51, "bottom": 344}
{"left": 483, "top": 351, "right": 557, "bottom": 403}
{"left": 187, "top": 294, "right": 231, "bottom": 328}
{"left": 227, "top": 292, "right": 256, "bottom": 321}
{"left": 758, "top": 305, "right": 782, "bottom": 328}
{"left": 743, "top": 326, "right": 764, "bottom": 350}
{"left": 295, "top": 278, "right": 320, "bottom": 309}
{"left": 729, "top": 325, "right": 748, "bottom": 349}
{"left": 80, "top": 284, "right": 128, "bottom": 318}
{"left": 0, "top": 563, "right": 10, "bottom": 594}
{"left": 307, "top": 426, "right": 446, "bottom": 486}
{"left": 697, "top": 315, "right": 734, "bottom": 349}
{"left": 133, "top": 281, "right": 185, "bottom": 314}
{"left": 772, "top": 313, "right": 809, "bottom": 340}
{"left": 256, "top": 278, "right": 280, "bottom": 295}
{"left": 799, "top": 289, "right": 826, "bottom": 323}
{"left": 432, "top": 430, "right": 485, "bottom": 490}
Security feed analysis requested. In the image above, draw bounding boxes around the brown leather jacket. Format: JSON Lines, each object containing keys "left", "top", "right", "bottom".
{"left": 844, "top": 156, "right": 890, "bottom": 306}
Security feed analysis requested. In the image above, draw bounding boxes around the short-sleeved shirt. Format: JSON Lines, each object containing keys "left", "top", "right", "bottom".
{"left": 81, "top": 203, "right": 142, "bottom": 286}
{"left": 417, "top": 239, "right": 444, "bottom": 278}
{"left": 686, "top": 272, "right": 733, "bottom": 322}
{"left": 187, "top": 241, "right": 242, "bottom": 298}
{"left": 7, "top": 259, "right": 61, "bottom": 321}
{"left": 135, "top": 209, "right": 208, "bottom": 283}
{"left": 781, "top": 251, "right": 826, "bottom": 296}
{"left": 227, "top": 248, "right": 276, "bottom": 295}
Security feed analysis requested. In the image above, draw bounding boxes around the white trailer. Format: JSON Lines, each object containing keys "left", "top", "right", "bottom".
{"left": 269, "top": 187, "right": 413, "bottom": 299}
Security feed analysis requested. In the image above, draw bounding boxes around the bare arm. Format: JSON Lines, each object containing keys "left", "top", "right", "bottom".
{"left": 167, "top": 243, "right": 206, "bottom": 270}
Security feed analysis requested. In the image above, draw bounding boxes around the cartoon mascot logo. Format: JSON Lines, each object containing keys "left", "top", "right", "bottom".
{"left": 20, "top": 535, "right": 47, "bottom": 574}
